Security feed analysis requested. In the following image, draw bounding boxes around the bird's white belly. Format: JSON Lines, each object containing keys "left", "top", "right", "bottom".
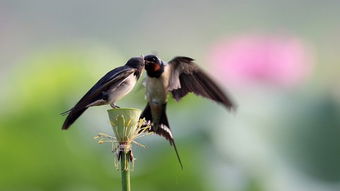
{"left": 145, "top": 77, "right": 167, "bottom": 104}
{"left": 108, "top": 74, "right": 136, "bottom": 103}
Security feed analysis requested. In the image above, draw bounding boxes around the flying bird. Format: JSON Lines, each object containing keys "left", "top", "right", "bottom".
{"left": 62, "top": 56, "right": 144, "bottom": 130}
{"left": 140, "top": 55, "right": 236, "bottom": 168}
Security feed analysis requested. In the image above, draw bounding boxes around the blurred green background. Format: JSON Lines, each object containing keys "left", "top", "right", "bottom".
{"left": 1, "top": 1, "right": 340, "bottom": 191}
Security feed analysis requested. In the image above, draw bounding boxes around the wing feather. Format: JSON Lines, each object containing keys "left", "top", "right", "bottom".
{"left": 168, "top": 57, "right": 235, "bottom": 110}
{"left": 67, "top": 66, "right": 135, "bottom": 112}
{"left": 62, "top": 66, "right": 135, "bottom": 129}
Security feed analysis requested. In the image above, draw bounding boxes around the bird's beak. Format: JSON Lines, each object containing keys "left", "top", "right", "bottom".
{"left": 144, "top": 60, "right": 151, "bottom": 66}
{"left": 140, "top": 54, "right": 146, "bottom": 66}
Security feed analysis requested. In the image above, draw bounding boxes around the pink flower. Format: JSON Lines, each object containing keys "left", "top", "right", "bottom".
{"left": 207, "top": 35, "right": 313, "bottom": 88}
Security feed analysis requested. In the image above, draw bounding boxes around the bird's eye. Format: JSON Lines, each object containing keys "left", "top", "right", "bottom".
{"left": 145, "top": 55, "right": 158, "bottom": 63}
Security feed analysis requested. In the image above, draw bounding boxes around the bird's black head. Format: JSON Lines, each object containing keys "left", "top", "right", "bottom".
{"left": 126, "top": 56, "right": 144, "bottom": 69}
{"left": 144, "top": 55, "right": 164, "bottom": 78}
{"left": 125, "top": 56, "right": 144, "bottom": 79}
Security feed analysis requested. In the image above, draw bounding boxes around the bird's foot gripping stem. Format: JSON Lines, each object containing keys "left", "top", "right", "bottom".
{"left": 110, "top": 103, "right": 120, "bottom": 108}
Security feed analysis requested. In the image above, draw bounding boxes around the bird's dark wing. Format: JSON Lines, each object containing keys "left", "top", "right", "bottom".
{"left": 62, "top": 66, "right": 135, "bottom": 129}
{"left": 168, "top": 57, "right": 235, "bottom": 110}
{"left": 71, "top": 66, "right": 135, "bottom": 110}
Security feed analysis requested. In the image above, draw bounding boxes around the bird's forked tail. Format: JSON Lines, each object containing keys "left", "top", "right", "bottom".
{"left": 140, "top": 103, "right": 183, "bottom": 169}
{"left": 62, "top": 107, "right": 88, "bottom": 130}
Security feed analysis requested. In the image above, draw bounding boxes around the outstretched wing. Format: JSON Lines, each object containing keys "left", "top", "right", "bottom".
{"left": 62, "top": 66, "right": 135, "bottom": 129}
{"left": 168, "top": 57, "right": 235, "bottom": 110}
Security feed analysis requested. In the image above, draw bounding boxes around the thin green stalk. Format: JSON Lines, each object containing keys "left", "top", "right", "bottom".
{"left": 120, "top": 151, "right": 131, "bottom": 191}
{"left": 95, "top": 108, "right": 150, "bottom": 191}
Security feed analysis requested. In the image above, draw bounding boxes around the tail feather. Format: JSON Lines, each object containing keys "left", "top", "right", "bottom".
{"left": 62, "top": 107, "right": 88, "bottom": 130}
{"left": 140, "top": 103, "right": 152, "bottom": 123}
{"left": 140, "top": 103, "right": 183, "bottom": 169}
{"left": 169, "top": 138, "right": 183, "bottom": 170}
{"left": 60, "top": 108, "right": 72, "bottom": 116}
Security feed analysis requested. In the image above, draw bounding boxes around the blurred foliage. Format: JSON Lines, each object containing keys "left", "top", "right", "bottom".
{"left": 277, "top": 94, "right": 340, "bottom": 182}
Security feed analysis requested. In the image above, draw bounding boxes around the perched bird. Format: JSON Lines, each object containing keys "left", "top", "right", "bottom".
{"left": 62, "top": 56, "right": 144, "bottom": 130}
{"left": 140, "top": 55, "right": 236, "bottom": 168}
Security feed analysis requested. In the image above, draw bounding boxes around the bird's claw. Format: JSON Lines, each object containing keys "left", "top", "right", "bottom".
{"left": 110, "top": 103, "right": 120, "bottom": 108}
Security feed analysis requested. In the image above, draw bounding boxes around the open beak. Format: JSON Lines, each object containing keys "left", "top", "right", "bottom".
{"left": 140, "top": 55, "right": 146, "bottom": 66}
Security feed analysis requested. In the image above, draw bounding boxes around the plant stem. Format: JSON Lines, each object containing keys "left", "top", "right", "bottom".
{"left": 120, "top": 151, "right": 131, "bottom": 191}
{"left": 106, "top": 108, "right": 142, "bottom": 191}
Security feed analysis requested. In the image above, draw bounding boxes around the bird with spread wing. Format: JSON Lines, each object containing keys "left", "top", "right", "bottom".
{"left": 140, "top": 55, "right": 236, "bottom": 168}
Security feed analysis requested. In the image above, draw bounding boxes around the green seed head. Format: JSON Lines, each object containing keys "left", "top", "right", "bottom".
{"left": 107, "top": 108, "right": 142, "bottom": 143}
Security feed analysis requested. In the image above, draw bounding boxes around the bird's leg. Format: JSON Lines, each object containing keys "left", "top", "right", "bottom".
{"left": 110, "top": 103, "right": 120, "bottom": 108}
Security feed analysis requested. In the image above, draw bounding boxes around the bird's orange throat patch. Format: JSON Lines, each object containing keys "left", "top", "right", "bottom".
{"left": 145, "top": 62, "right": 164, "bottom": 78}
{"left": 152, "top": 63, "right": 161, "bottom": 72}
